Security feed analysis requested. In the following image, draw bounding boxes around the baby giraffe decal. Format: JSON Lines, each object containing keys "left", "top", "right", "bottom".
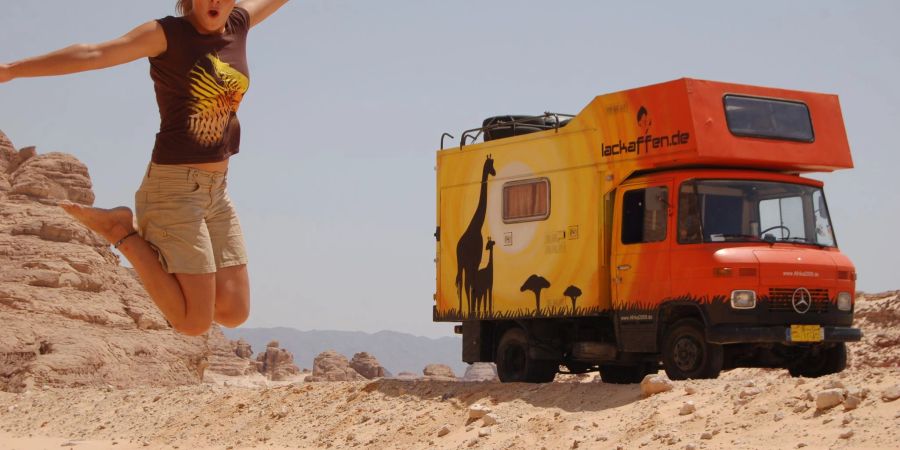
{"left": 455, "top": 155, "right": 496, "bottom": 318}
{"left": 474, "top": 238, "right": 496, "bottom": 317}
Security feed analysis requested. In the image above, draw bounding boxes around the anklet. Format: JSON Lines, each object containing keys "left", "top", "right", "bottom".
{"left": 113, "top": 231, "right": 139, "bottom": 249}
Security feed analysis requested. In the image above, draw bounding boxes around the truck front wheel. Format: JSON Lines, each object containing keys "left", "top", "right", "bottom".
{"left": 662, "top": 319, "right": 723, "bottom": 380}
{"left": 788, "top": 342, "right": 847, "bottom": 378}
{"left": 495, "top": 327, "right": 557, "bottom": 383}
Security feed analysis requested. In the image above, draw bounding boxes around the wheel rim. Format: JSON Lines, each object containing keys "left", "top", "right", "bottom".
{"left": 673, "top": 335, "right": 702, "bottom": 373}
{"left": 503, "top": 344, "right": 527, "bottom": 379}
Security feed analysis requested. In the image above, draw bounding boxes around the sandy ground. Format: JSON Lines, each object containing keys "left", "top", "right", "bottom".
{"left": 0, "top": 366, "right": 897, "bottom": 450}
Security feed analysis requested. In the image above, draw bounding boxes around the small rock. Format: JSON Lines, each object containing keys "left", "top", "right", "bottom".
{"left": 796, "top": 443, "right": 807, "bottom": 448}
{"left": 700, "top": 432, "right": 713, "bottom": 440}
{"left": 774, "top": 412, "right": 784, "bottom": 422}
{"left": 847, "top": 386, "right": 869, "bottom": 400}
{"left": 882, "top": 385, "right": 900, "bottom": 402}
{"left": 437, "top": 424, "right": 451, "bottom": 437}
{"left": 640, "top": 374, "right": 674, "bottom": 396}
{"left": 816, "top": 388, "right": 845, "bottom": 410}
{"left": 482, "top": 413, "right": 499, "bottom": 427}
{"left": 679, "top": 401, "right": 696, "bottom": 415}
{"left": 839, "top": 429, "right": 854, "bottom": 439}
{"left": 468, "top": 403, "right": 491, "bottom": 420}
{"left": 478, "top": 428, "right": 491, "bottom": 438}
{"left": 684, "top": 386, "right": 697, "bottom": 395}
{"left": 685, "top": 444, "right": 698, "bottom": 450}
{"left": 842, "top": 414, "right": 853, "bottom": 425}
{"left": 843, "top": 395, "right": 861, "bottom": 411}
{"left": 739, "top": 387, "right": 762, "bottom": 398}
{"left": 822, "top": 380, "right": 845, "bottom": 390}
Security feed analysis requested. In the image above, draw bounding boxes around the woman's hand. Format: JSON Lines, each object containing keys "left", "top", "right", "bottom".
{"left": 0, "top": 64, "right": 13, "bottom": 83}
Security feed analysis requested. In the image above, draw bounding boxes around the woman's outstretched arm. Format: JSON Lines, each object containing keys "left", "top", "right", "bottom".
{"left": 0, "top": 21, "right": 166, "bottom": 83}
{"left": 238, "top": 0, "right": 291, "bottom": 28}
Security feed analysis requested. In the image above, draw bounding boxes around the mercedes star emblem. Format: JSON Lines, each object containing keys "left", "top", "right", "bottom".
{"left": 792, "top": 287, "right": 812, "bottom": 314}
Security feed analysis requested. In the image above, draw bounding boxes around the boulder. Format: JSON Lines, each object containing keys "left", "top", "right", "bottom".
{"left": 10, "top": 152, "right": 95, "bottom": 205}
{"left": 255, "top": 342, "right": 301, "bottom": 381}
{"left": 640, "top": 374, "right": 674, "bottom": 396}
{"left": 462, "top": 363, "right": 498, "bottom": 382}
{"left": 307, "top": 351, "right": 365, "bottom": 382}
{"left": 349, "top": 352, "right": 385, "bottom": 379}
{"left": 816, "top": 388, "right": 845, "bottom": 410}
{"left": 234, "top": 339, "right": 253, "bottom": 359}
{"left": 423, "top": 364, "right": 457, "bottom": 381}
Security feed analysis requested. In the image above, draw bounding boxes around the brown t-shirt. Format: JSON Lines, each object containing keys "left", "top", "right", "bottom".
{"left": 149, "top": 7, "right": 250, "bottom": 164}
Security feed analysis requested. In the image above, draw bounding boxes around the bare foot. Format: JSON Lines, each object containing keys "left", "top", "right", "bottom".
{"left": 59, "top": 201, "right": 135, "bottom": 244}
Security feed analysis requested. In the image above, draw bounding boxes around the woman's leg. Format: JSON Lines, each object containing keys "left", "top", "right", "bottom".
{"left": 59, "top": 202, "right": 216, "bottom": 336}
{"left": 213, "top": 264, "right": 250, "bottom": 327}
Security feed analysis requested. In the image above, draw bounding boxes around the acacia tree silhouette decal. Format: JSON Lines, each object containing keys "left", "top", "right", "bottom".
{"left": 521, "top": 275, "right": 551, "bottom": 316}
{"left": 455, "top": 155, "right": 495, "bottom": 318}
{"left": 564, "top": 285, "right": 583, "bottom": 313}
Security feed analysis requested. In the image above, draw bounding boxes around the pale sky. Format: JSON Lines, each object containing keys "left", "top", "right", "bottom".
{"left": 1, "top": 1, "right": 897, "bottom": 338}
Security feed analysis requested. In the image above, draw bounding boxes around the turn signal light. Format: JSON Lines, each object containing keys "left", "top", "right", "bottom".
{"left": 713, "top": 267, "right": 733, "bottom": 277}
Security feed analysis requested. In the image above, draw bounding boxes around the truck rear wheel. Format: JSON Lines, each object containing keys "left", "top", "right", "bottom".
{"left": 495, "top": 328, "right": 557, "bottom": 383}
{"left": 662, "top": 319, "right": 723, "bottom": 380}
{"left": 788, "top": 342, "right": 847, "bottom": 378}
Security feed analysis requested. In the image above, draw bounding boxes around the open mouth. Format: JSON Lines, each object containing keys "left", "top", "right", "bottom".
{"left": 207, "top": 9, "right": 220, "bottom": 19}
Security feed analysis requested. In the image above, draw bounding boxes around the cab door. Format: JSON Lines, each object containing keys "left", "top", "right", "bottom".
{"left": 612, "top": 181, "right": 673, "bottom": 352}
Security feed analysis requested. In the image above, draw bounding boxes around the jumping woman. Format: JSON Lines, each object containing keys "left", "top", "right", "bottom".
{"left": 0, "top": 0, "right": 290, "bottom": 336}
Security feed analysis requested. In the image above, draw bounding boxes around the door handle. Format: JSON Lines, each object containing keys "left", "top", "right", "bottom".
{"left": 617, "top": 264, "right": 631, "bottom": 271}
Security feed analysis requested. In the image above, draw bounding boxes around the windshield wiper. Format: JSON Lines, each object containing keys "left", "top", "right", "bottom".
{"left": 718, "top": 234, "right": 761, "bottom": 241}
{"left": 776, "top": 237, "right": 826, "bottom": 248}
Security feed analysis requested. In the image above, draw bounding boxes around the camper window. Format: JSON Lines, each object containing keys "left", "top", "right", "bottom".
{"left": 503, "top": 178, "right": 550, "bottom": 223}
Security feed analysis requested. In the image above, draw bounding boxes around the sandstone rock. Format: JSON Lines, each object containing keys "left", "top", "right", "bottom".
{"left": 306, "top": 351, "right": 365, "bottom": 382}
{"left": 640, "top": 374, "right": 674, "bottom": 396}
{"left": 0, "top": 141, "right": 214, "bottom": 392}
{"left": 478, "top": 428, "right": 491, "bottom": 438}
{"left": 234, "top": 339, "right": 253, "bottom": 359}
{"left": 482, "top": 413, "right": 499, "bottom": 427}
{"left": 816, "top": 389, "right": 845, "bottom": 410}
{"left": 204, "top": 328, "right": 258, "bottom": 377}
{"left": 739, "top": 387, "right": 762, "bottom": 398}
{"left": 254, "top": 342, "right": 301, "bottom": 381}
{"left": 679, "top": 401, "right": 696, "bottom": 415}
{"left": 349, "top": 352, "right": 385, "bottom": 379}
{"left": 684, "top": 385, "right": 697, "bottom": 395}
{"left": 839, "top": 429, "right": 854, "bottom": 439}
{"left": 437, "top": 424, "right": 451, "bottom": 437}
{"left": 468, "top": 403, "right": 491, "bottom": 420}
{"left": 424, "top": 364, "right": 457, "bottom": 381}
{"left": 395, "top": 371, "right": 419, "bottom": 380}
{"left": 881, "top": 385, "right": 900, "bottom": 402}
{"left": 700, "top": 432, "right": 713, "bottom": 440}
{"left": 463, "top": 363, "right": 498, "bottom": 382}
{"left": 10, "top": 152, "right": 94, "bottom": 205}
{"left": 843, "top": 395, "right": 861, "bottom": 410}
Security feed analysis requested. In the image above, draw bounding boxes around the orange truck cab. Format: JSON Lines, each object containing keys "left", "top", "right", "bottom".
{"left": 434, "top": 79, "right": 861, "bottom": 382}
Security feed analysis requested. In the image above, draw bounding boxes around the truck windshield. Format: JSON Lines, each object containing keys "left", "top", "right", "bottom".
{"left": 678, "top": 179, "right": 836, "bottom": 247}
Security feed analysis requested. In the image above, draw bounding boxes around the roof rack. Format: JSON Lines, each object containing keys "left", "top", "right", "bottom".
{"left": 441, "top": 112, "right": 575, "bottom": 149}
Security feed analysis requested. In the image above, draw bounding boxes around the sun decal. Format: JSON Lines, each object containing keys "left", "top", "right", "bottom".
{"left": 188, "top": 53, "right": 249, "bottom": 147}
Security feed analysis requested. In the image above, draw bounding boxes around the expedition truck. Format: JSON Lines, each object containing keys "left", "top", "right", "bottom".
{"left": 433, "top": 78, "right": 861, "bottom": 383}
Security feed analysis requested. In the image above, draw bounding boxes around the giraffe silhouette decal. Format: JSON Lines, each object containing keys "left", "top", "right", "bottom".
{"left": 521, "top": 274, "right": 551, "bottom": 316}
{"left": 455, "top": 155, "right": 496, "bottom": 318}
{"left": 564, "top": 285, "right": 583, "bottom": 313}
{"left": 474, "top": 238, "right": 496, "bottom": 317}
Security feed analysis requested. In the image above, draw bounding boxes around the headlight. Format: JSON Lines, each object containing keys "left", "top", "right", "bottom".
{"left": 837, "top": 292, "right": 852, "bottom": 311}
{"left": 730, "top": 290, "right": 757, "bottom": 309}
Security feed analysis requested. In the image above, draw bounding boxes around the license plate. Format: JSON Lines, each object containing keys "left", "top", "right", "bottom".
{"left": 790, "top": 325, "right": 823, "bottom": 342}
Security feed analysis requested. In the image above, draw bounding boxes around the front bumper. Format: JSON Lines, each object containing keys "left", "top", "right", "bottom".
{"left": 707, "top": 325, "right": 862, "bottom": 345}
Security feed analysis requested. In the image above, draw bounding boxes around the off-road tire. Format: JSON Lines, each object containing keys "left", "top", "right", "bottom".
{"left": 662, "top": 318, "right": 723, "bottom": 380}
{"left": 495, "top": 327, "right": 557, "bottom": 383}
{"left": 788, "top": 342, "right": 847, "bottom": 378}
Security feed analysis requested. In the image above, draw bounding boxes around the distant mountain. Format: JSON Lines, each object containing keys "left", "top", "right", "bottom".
{"left": 222, "top": 328, "right": 466, "bottom": 376}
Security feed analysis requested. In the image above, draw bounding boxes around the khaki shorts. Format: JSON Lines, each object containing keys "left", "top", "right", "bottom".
{"left": 135, "top": 163, "right": 248, "bottom": 274}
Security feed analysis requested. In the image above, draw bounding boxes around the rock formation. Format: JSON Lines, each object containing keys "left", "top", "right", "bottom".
{"left": 850, "top": 292, "right": 900, "bottom": 369}
{"left": 0, "top": 130, "right": 247, "bottom": 392}
{"left": 205, "top": 327, "right": 259, "bottom": 377}
{"left": 349, "top": 352, "right": 386, "bottom": 379}
{"left": 462, "top": 363, "right": 499, "bottom": 382}
{"left": 423, "top": 364, "right": 457, "bottom": 381}
{"left": 254, "top": 340, "right": 301, "bottom": 381}
{"left": 307, "top": 350, "right": 365, "bottom": 382}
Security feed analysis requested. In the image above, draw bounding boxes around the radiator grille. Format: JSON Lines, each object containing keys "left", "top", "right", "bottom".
{"left": 767, "top": 288, "right": 830, "bottom": 313}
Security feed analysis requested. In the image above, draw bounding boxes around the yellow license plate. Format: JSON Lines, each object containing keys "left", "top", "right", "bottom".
{"left": 790, "top": 325, "right": 823, "bottom": 342}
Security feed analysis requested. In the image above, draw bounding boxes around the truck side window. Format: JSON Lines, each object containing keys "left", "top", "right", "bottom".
{"left": 622, "top": 186, "right": 668, "bottom": 244}
{"left": 503, "top": 178, "right": 550, "bottom": 223}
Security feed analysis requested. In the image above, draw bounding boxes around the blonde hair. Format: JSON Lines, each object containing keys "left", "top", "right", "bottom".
{"left": 176, "top": 0, "right": 192, "bottom": 15}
